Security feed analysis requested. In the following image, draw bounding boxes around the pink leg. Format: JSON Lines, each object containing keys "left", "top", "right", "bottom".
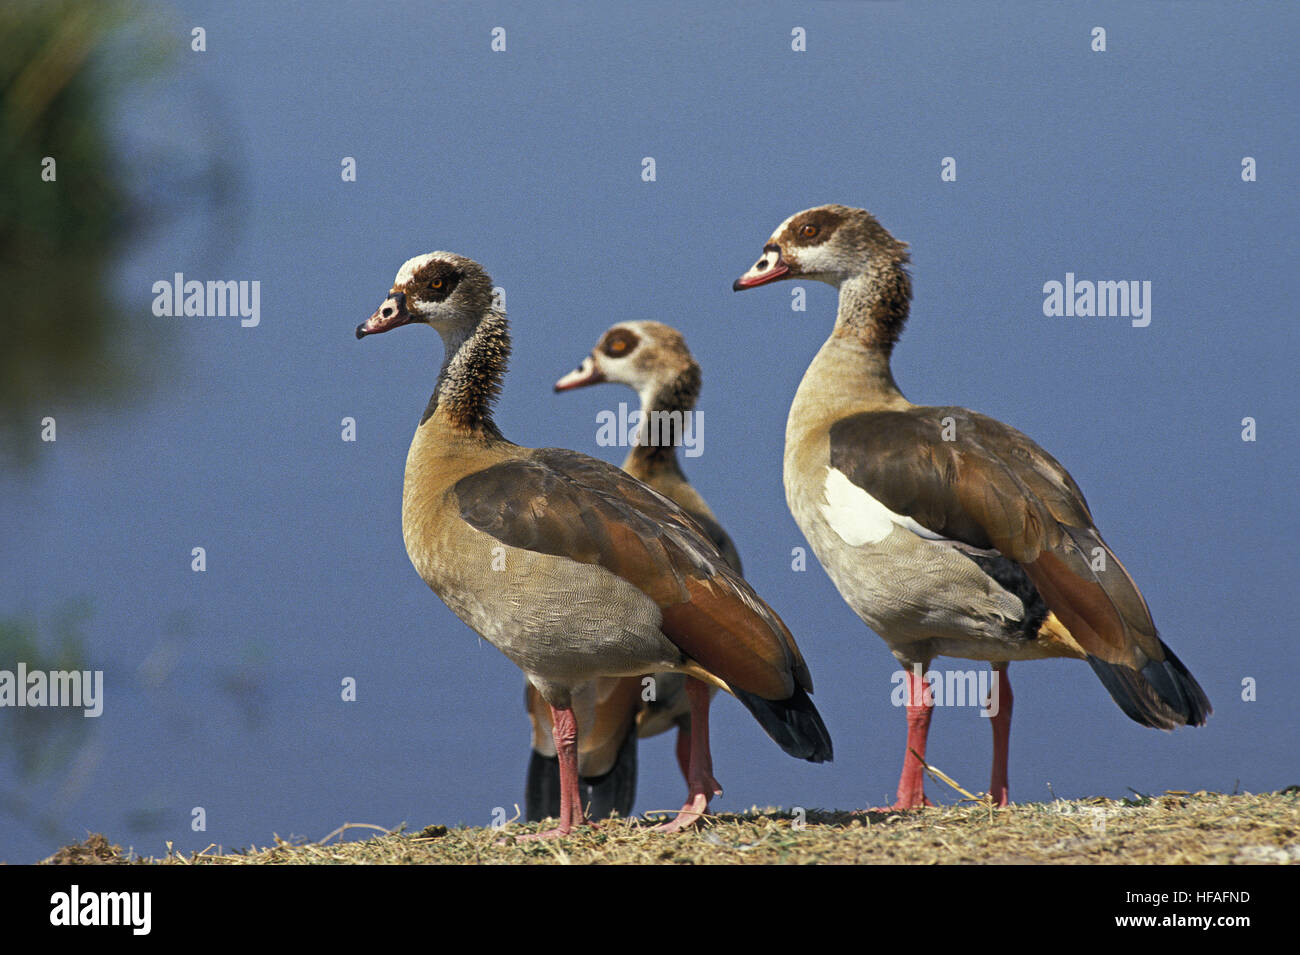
{"left": 674, "top": 717, "right": 692, "bottom": 784}
{"left": 519, "top": 704, "right": 588, "bottom": 840}
{"left": 654, "top": 679, "right": 721, "bottom": 832}
{"left": 892, "top": 668, "right": 935, "bottom": 810}
{"left": 988, "top": 664, "right": 1013, "bottom": 807}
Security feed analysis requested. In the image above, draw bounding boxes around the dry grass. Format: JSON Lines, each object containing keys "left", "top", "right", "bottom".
{"left": 41, "top": 789, "right": 1300, "bottom": 865}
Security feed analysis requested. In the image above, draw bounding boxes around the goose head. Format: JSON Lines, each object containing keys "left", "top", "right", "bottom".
{"left": 554, "top": 321, "right": 699, "bottom": 409}
{"left": 356, "top": 251, "right": 496, "bottom": 343}
{"left": 732, "top": 204, "right": 910, "bottom": 292}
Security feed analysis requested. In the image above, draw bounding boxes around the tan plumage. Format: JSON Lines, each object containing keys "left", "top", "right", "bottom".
{"left": 527, "top": 322, "right": 744, "bottom": 820}
{"left": 359, "top": 254, "right": 830, "bottom": 835}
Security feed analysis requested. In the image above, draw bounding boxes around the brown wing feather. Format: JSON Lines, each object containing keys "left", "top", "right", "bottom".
{"left": 661, "top": 577, "right": 798, "bottom": 699}
{"left": 830, "top": 408, "right": 1161, "bottom": 669}
{"left": 455, "top": 448, "right": 806, "bottom": 700}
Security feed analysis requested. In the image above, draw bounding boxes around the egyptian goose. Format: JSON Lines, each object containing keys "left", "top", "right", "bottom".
{"left": 524, "top": 322, "right": 739, "bottom": 822}
{"left": 357, "top": 252, "right": 831, "bottom": 835}
{"left": 733, "top": 205, "right": 1210, "bottom": 808}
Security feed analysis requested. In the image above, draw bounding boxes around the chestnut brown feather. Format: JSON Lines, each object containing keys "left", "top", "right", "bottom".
{"left": 455, "top": 448, "right": 809, "bottom": 702}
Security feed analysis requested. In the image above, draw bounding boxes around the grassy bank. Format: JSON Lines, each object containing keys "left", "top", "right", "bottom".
{"left": 39, "top": 790, "right": 1300, "bottom": 865}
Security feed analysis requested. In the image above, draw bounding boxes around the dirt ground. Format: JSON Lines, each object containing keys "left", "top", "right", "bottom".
{"left": 38, "top": 790, "right": 1300, "bottom": 865}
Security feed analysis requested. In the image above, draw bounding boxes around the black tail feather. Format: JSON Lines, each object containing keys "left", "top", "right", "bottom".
{"left": 524, "top": 722, "right": 639, "bottom": 823}
{"left": 1087, "top": 640, "right": 1212, "bottom": 730}
{"left": 732, "top": 684, "right": 834, "bottom": 763}
{"left": 525, "top": 750, "right": 560, "bottom": 822}
{"left": 582, "top": 723, "right": 638, "bottom": 819}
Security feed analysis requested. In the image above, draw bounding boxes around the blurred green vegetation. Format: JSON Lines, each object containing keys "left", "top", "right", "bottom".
{"left": 0, "top": 0, "right": 174, "bottom": 850}
{"left": 0, "top": 606, "right": 96, "bottom": 843}
{"left": 0, "top": 606, "right": 92, "bottom": 781}
{"left": 0, "top": 0, "right": 168, "bottom": 466}
{"left": 0, "top": 2, "right": 248, "bottom": 858}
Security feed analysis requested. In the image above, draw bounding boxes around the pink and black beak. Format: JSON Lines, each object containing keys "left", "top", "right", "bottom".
{"left": 356, "top": 290, "right": 411, "bottom": 339}
{"left": 733, "top": 243, "right": 790, "bottom": 291}
{"left": 554, "top": 354, "right": 605, "bottom": 392}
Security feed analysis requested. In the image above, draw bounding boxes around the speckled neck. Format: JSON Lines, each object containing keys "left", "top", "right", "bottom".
{"left": 831, "top": 263, "right": 913, "bottom": 359}
{"left": 625, "top": 362, "right": 700, "bottom": 476}
{"left": 421, "top": 309, "right": 511, "bottom": 438}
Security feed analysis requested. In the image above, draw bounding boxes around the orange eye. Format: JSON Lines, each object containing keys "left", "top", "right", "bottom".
{"left": 800, "top": 224, "right": 818, "bottom": 238}
{"left": 429, "top": 278, "right": 443, "bottom": 289}
{"left": 603, "top": 331, "right": 637, "bottom": 358}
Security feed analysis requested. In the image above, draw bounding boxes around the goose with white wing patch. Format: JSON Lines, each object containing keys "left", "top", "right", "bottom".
{"left": 733, "top": 205, "right": 1210, "bottom": 809}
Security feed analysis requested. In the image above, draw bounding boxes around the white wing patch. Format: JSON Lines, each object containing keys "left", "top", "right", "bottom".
{"left": 821, "top": 467, "right": 947, "bottom": 546}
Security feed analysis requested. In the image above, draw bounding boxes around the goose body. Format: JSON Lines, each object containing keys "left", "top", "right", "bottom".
{"left": 526, "top": 322, "right": 738, "bottom": 821}
{"left": 359, "top": 252, "right": 830, "bottom": 835}
{"left": 734, "top": 205, "right": 1209, "bottom": 808}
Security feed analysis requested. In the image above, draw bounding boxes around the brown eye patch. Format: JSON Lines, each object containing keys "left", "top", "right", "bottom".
{"left": 411, "top": 261, "right": 462, "bottom": 301}
{"left": 788, "top": 209, "right": 843, "bottom": 247}
{"left": 601, "top": 328, "right": 639, "bottom": 358}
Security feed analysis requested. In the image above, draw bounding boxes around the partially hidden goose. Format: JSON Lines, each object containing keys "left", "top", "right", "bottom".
{"left": 523, "top": 322, "right": 738, "bottom": 822}
{"left": 732, "top": 205, "right": 1210, "bottom": 809}
{"left": 357, "top": 252, "right": 831, "bottom": 835}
